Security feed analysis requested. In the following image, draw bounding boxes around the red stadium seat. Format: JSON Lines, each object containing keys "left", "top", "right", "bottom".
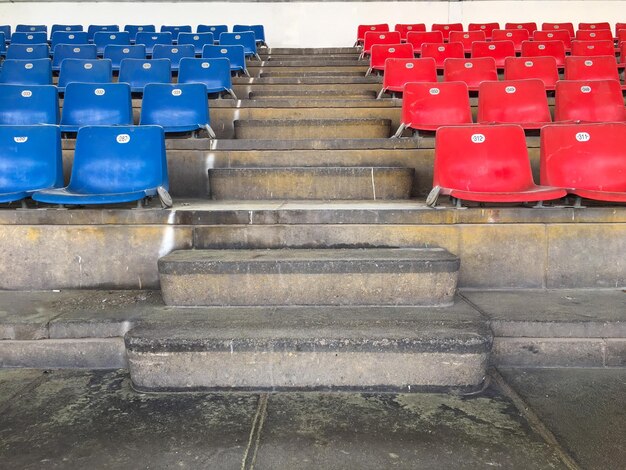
{"left": 471, "top": 40, "right": 515, "bottom": 68}
{"left": 620, "top": 42, "right": 626, "bottom": 64}
{"left": 617, "top": 29, "right": 626, "bottom": 44}
{"left": 554, "top": 79, "right": 626, "bottom": 123}
{"left": 521, "top": 40, "right": 567, "bottom": 67}
{"left": 504, "top": 56, "right": 559, "bottom": 90}
{"left": 571, "top": 40, "right": 616, "bottom": 57}
{"left": 533, "top": 30, "right": 572, "bottom": 51}
{"left": 477, "top": 79, "right": 552, "bottom": 129}
{"left": 504, "top": 22, "right": 538, "bottom": 35}
{"left": 432, "top": 125, "right": 566, "bottom": 205}
{"left": 564, "top": 56, "right": 621, "bottom": 82}
{"left": 356, "top": 24, "right": 389, "bottom": 45}
{"left": 443, "top": 57, "right": 497, "bottom": 91}
{"left": 406, "top": 31, "right": 444, "bottom": 55}
{"left": 468, "top": 23, "right": 500, "bottom": 40}
{"left": 431, "top": 23, "right": 463, "bottom": 41}
{"left": 393, "top": 81, "right": 472, "bottom": 136}
{"left": 421, "top": 42, "right": 464, "bottom": 69}
{"left": 540, "top": 122, "right": 626, "bottom": 202}
{"left": 379, "top": 57, "right": 437, "bottom": 98}
{"left": 576, "top": 29, "right": 614, "bottom": 41}
{"left": 579, "top": 22, "right": 611, "bottom": 31}
{"left": 541, "top": 22, "right": 575, "bottom": 37}
{"left": 394, "top": 24, "right": 426, "bottom": 41}
{"left": 492, "top": 29, "right": 529, "bottom": 52}
{"left": 449, "top": 31, "right": 486, "bottom": 53}
{"left": 616, "top": 23, "right": 626, "bottom": 36}
{"left": 368, "top": 43, "right": 413, "bottom": 75}
{"left": 360, "top": 31, "right": 402, "bottom": 58}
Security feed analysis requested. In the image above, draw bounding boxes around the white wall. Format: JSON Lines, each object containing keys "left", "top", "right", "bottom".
{"left": 0, "top": 1, "right": 624, "bottom": 47}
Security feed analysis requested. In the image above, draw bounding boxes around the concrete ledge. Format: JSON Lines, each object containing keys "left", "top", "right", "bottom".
{"left": 234, "top": 119, "right": 392, "bottom": 139}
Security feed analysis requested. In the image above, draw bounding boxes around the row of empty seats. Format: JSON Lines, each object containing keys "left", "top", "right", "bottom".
{"left": 393, "top": 79, "right": 626, "bottom": 135}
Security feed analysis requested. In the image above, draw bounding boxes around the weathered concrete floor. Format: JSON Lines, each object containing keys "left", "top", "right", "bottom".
{"left": 0, "top": 368, "right": 575, "bottom": 470}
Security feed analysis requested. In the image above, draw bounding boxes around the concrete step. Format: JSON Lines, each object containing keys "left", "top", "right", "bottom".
{"left": 260, "top": 70, "right": 365, "bottom": 78}
{"left": 208, "top": 167, "right": 414, "bottom": 200}
{"left": 158, "top": 248, "right": 459, "bottom": 307}
{"left": 125, "top": 306, "right": 490, "bottom": 391}
{"left": 248, "top": 89, "right": 377, "bottom": 99}
{"left": 234, "top": 118, "right": 392, "bottom": 140}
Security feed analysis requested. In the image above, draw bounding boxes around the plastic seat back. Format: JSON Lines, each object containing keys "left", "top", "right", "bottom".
{"left": 220, "top": 31, "right": 259, "bottom": 57}
{"left": 233, "top": 25, "right": 266, "bottom": 43}
{"left": 135, "top": 32, "right": 172, "bottom": 55}
{"left": 616, "top": 23, "right": 626, "bottom": 36}
{"left": 617, "top": 29, "right": 626, "bottom": 44}
{"left": 533, "top": 30, "right": 572, "bottom": 50}
{"left": 58, "top": 59, "right": 113, "bottom": 90}
{"left": 540, "top": 123, "right": 626, "bottom": 198}
{"left": 449, "top": 31, "right": 486, "bottom": 53}
{"left": 11, "top": 32, "right": 47, "bottom": 44}
{"left": 140, "top": 83, "right": 209, "bottom": 132}
{"left": 521, "top": 40, "right": 567, "bottom": 67}
{"left": 620, "top": 42, "right": 626, "bottom": 64}
{"left": 406, "top": 31, "right": 444, "bottom": 55}
{"left": 124, "top": 25, "right": 156, "bottom": 43}
{"left": 468, "top": 23, "right": 500, "bottom": 39}
{"left": 471, "top": 40, "right": 515, "bottom": 68}
{"left": 401, "top": 81, "right": 472, "bottom": 131}
{"left": 478, "top": 79, "right": 551, "bottom": 128}
{"left": 93, "top": 31, "right": 131, "bottom": 55}
{"left": 579, "top": 22, "right": 611, "bottom": 31}
{"left": 16, "top": 25, "right": 47, "bottom": 33}
{"left": 0, "top": 33, "right": 6, "bottom": 54}
{"left": 554, "top": 79, "right": 626, "bottom": 123}
{"left": 443, "top": 57, "right": 497, "bottom": 91}
{"left": 369, "top": 43, "right": 413, "bottom": 71}
{"left": 87, "top": 25, "right": 119, "bottom": 42}
{"left": 491, "top": 29, "right": 529, "bottom": 52}
{"left": 431, "top": 23, "right": 463, "bottom": 41}
{"left": 51, "top": 24, "right": 83, "bottom": 35}
{"left": 152, "top": 44, "right": 195, "bottom": 70}
{"left": 421, "top": 42, "right": 464, "bottom": 68}
{"left": 0, "top": 25, "right": 10, "bottom": 40}
{"left": 60, "top": 83, "right": 132, "bottom": 131}
{"left": 104, "top": 45, "right": 146, "bottom": 70}
{"left": 178, "top": 32, "right": 214, "bottom": 55}
{"left": 576, "top": 29, "right": 614, "bottom": 41}
{"left": 381, "top": 58, "right": 437, "bottom": 93}
{"left": 541, "top": 22, "right": 575, "bottom": 37}
{"left": 0, "top": 125, "right": 63, "bottom": 202}
{"left": 178, "top": 57, "right": 233, "bottom": 94}
{"left": 361, "top": 31, "right": 401, "bottom": 55}
{"left": 0, "top": 59, "right": 52, "bottom": 85}
{"left": 0, "top": 84, "right": 59, "bottom": 125}
{"left": 504, "top": 22, "right": 538, "bottom": 35}
{"left": 202, "top": 44, "right": 246, "bottom": 72}
{"left": 161, "top": 25, "right": 192, "bottom": 36}
{"left": 571, "top": 40, "right": 615, "bottom": 57}
{"left": 118, "top": 58, "right": 171, "bottom": 93}
{"left": 6, "top": 44, "right": 50, "bottom": 60}
{"left": 52, "top": 44, "right": 97, "bottom": 71}
{"left": 394, "top": 24, "right": 426, "bottom": 40}
{"left": 357, "top": 24, "right": 389, "bottom": 43}
{"left": 565, "top": 56, "right": 620, "bottom": 81}
{"left": 198, "top": 25, "right": 228, "bottom": 37}
{"left": 504, "top": 56, "right": 559, "bottom": 90}
{"left": 51, "top": 31, "right": 89, "bottom": 49}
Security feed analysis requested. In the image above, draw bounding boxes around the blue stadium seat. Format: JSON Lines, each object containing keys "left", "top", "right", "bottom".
{"left": 93, "top": 31, "right": 131, "bottom": 55}
{"left": 198, "top": 25, "right": 228, "bottom": 39}
{"left": 0, "top": 84, "right": 59, "bottom": 125}
{"left": 161, "top": 25, "right": 192, "bottom": 38}
{"left": 140, "top": 83, "right": 215, "bottom": 137}
{"left": 104, "top": 44, "right": 146, "bottom": 71}
{"left": 0, "top": 125, "right": 63, "bottom": 204}
{"left": 87, "top": 25, "right": 119, "bottom": 42}
{"left": 219, "top": 31, "right": 260, "bottom": 60}
{"left": 51, "top": 31, "right": 89, "bottom": 50}
{"left": 52, "top": 44, "right": 97, "bottom": 71}
{"left": 135, "top": 32, "right": 172, "bottom": 55}
{"left": 51, "top": 24, "right": 84, "bottom": 35}
{"left": 0, "top": 33, "right": 6, "bottom": 55}
{"left": 58, "top": 59, "right": 113, "bottom": 91}
{"left": 0, "top": 59, "right": 52, "bottom": 85}
{"left": 60, "top": 82, "right": 133, "bottom": 132}
{"left": 177, "top": 32, "right": 214, "bottom": 55}
{"left": 233, "top": 25, "right": 267, "bottom": 46}
{"left": 124, "top": 25, "right": 156, "bottom": 43}
{"left": 33, "top": 125, "right": 169, "bottom": 206}
{"left": 10, "top": 32, "right": 48, "bottom": 44}
{"left": 6, "top": 44, "right": 50, "bottom": 60}
{"left": 202, "top": 44, "right": 248, "bottom": 75}
{"left": 152, "top": 44, "right": 195, "bottom": 71}
{"left": 15, "top": 25, "right": 47, "bottom": 34}
{"left": 178, "top": 57, "right": 236, "bottom": 98}
{"left": 118, "top": 58, "right": 171, "bottom": 93}
{"left": 0, "top": 25, "right": 12, "bottom": 41}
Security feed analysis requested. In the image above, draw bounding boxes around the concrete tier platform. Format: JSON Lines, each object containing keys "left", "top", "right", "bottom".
{"left": 249, "top": 89, "right": 377, "bottom": 99}
{"left": 158, "top": 248, "right": 459, "bottom": 306}
{"left": 233, "top": 118, "right": 392, "bottom": 139}
{"left": 208, "top": 167, "right": 414, "bottom": 200}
